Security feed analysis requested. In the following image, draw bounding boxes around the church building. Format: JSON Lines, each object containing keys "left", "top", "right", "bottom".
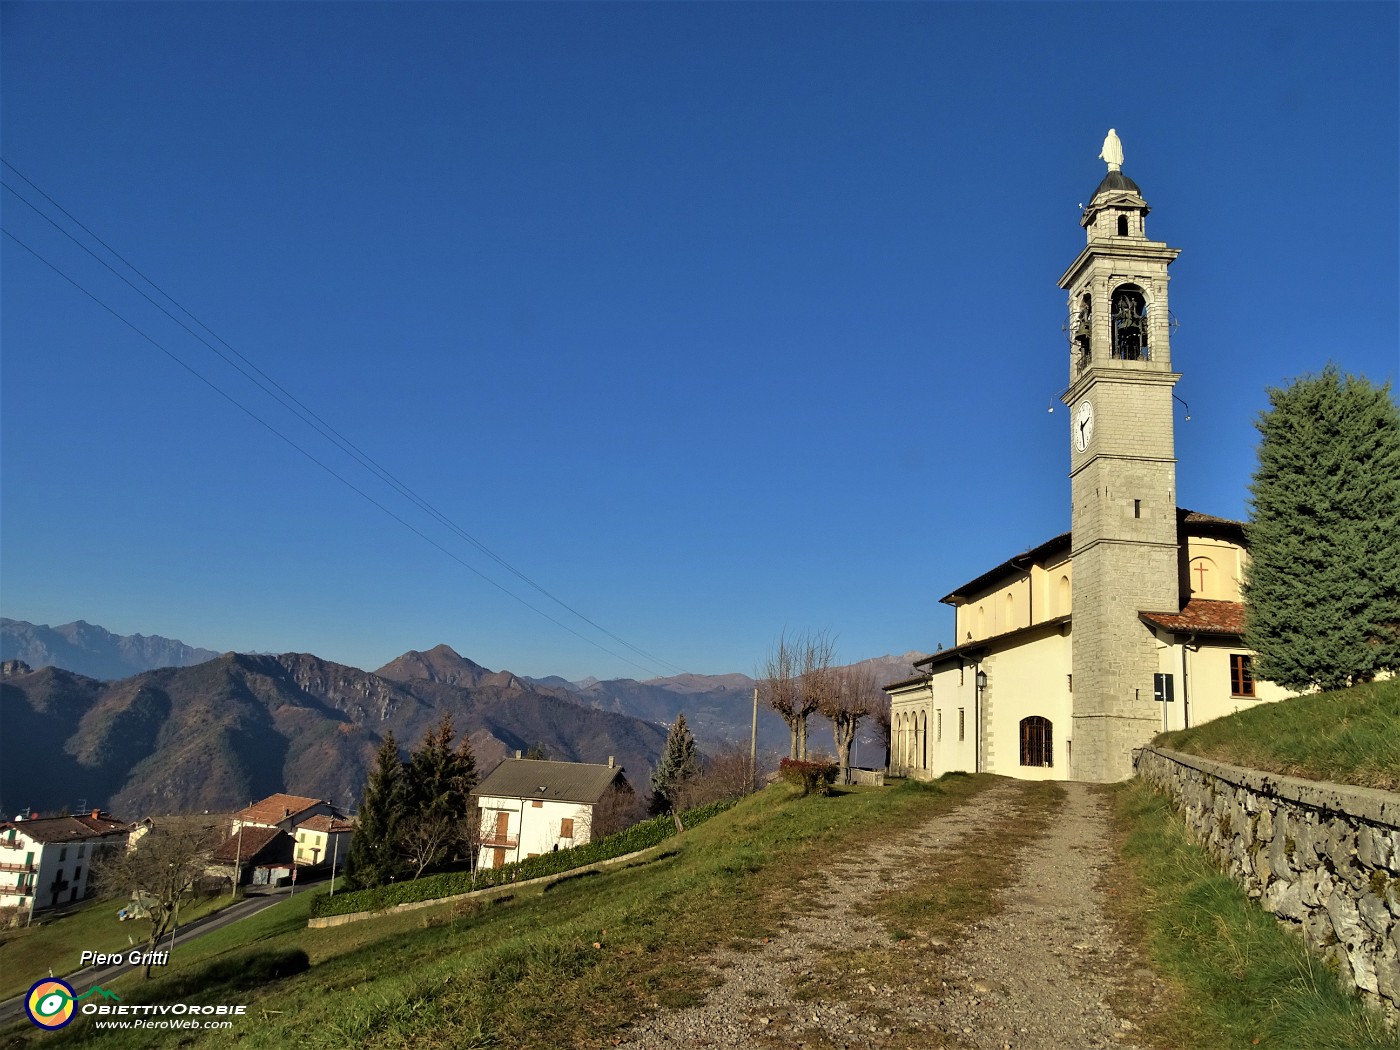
{"left": 884, "top": 133, "right": 1293, "bottom": 784}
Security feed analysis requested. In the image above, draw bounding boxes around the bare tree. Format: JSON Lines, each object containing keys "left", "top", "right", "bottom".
{"left": 670, "top": 741, "right": 762, "bottom": 810}
{"left": 759, "top": 632, "right": 802, "bottom": 760}
{"left": 583, "top": 783, "right": 646, "bottom": 840}
{"left": 820, "top": 664, "right": 879, "bottom": 783}
{"left": 398, "top": 810, "right": 463, "bottom": 880}
{"left": 869, "top": 688, "right": 892, "bottom": 772}
{"left": 796, "top": 631, "right": 836, "bottom": 761}
{"left": 93, "top": 817, "right": 220, "bottom": 978}
{"left": 759, "top": 631, "right": 832, "bottom": 760}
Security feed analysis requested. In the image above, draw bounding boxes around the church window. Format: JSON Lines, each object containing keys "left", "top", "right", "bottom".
{"left": 1117, "top": 215, "right": 1128, "bottom": 236}
{"left": 1005, "top": 592, "right": 1015, "bottom": 629}
{"left": 1134, "top": 499, "right": 1141, "bottom": 518}
{"left": 1058, "top": 575, "right": 1070, "bottom": 615}
{"left": 976, "top": 606, "right": 985, "bottom": 637}
{"left": 937, "top": 710, "right": 943, "bottom": 741}
{"left": 1110, "top": 284, "right": 1149, "bottom": 360}
{"left": 1230, "top": 655, "right": 1256, "bottom": 697}
{"left": 1020, "top": 716, "right": 1053, "bottom": 767}
{"left": 958, "top": 708, "right": 965, "bottom": 742}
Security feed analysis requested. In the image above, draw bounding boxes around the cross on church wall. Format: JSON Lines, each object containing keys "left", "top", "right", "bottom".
{"left": 1193, "top": 560, "right": 1208, "bottom": 593}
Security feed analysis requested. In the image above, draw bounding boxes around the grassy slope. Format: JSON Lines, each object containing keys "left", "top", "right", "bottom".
{"left": 1153, "top": 678, "right": 1400, "bottom": 790}
{"left": 0, "top": 893, "right": 236, "bottom": 1002}
{"left": 1111, "top": 781, "right": 1399, "bottom": 1050}
{"left": 12, "top": 776, "right": 996, "bottom": 1050}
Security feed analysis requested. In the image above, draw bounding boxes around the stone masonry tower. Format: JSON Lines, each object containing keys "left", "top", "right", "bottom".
{"left": 1058, "top": 131, "right": 1181, "bottom": 781}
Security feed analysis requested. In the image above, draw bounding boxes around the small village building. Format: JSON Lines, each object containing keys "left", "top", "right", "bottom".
{"left": 473, "top": 757, "right": 630, "bottom": 870}
{"left": 207, "top": 825, "right": 295, "bottom": 888}
{"left": 292, "top": 813, "right": 354, "bottom": 869}
{"left": 0, "top": 810, "right": 129, "bottom": 917}
{"left": 884, "top": 135, "right": 1296, "bottom": 784}
{"left": 211, "top": 792, "right": 352, "bottom": 887}
{"left": 230, "top": 793, "right": 339, "bottom": 834}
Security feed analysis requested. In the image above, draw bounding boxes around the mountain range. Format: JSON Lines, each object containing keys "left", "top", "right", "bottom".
{"left": 0, "top": 619, "right": 926, "bottom": 817}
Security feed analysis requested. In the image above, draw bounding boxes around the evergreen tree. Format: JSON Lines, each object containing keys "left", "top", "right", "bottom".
{"left": 1244, "top": 366, "right": 1400, "bottom": 690}
{"left": 406, "top": 714, "right": 478, "bottom": 825}
{"left": 650, "top": 712, "right": 701, "bottom": 813}
{"left": 344, "top": 732, "right": 406, "bottom": 889}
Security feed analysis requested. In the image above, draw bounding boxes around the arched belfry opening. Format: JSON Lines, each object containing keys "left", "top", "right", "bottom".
{"left": 1111, "top": 283, "right": 1148, "bottom": 360}
{"left": 1117, "top": 215, "right": 1129, "bottom": 236}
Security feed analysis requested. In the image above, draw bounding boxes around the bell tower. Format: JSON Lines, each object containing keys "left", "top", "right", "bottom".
{"left": 1058, "top": 130, "right": 1181, "bottom": 781}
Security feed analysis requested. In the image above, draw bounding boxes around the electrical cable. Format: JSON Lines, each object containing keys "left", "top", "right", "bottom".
{"left": 2, "top": 226, "right": 669, "bottom": 680}
{"left": 1, "top": 159, "right": 690, "bottom": 678}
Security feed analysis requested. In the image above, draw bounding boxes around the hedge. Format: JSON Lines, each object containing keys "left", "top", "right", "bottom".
{"left": 778, "top": 757, "right": 839, "bottom": 796}
{"left": 309, "top": 798, "right": 734, "bottom": 919}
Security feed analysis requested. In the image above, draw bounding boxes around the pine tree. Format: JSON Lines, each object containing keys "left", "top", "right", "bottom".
{"left": 344, "top": 732, "right": 406, "bottom": 889}
{"left": 1244, "top": 366, "right": 1400, "bottom": 690}
{"left": 406, "top": 715, "right": 478, "bottom": 823}
{"left": 650, "top": 712, "right": 701, "bottom": 813}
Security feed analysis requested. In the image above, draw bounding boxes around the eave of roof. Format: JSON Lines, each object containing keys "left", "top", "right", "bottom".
{"left": 1139, "top": 599, "right": 1246, "bottom": 637}
{"left": 937, "top": 508, "right": 1246, "bottom": 607}
{"left": 939, "top": 533, "right": 1071, "bottom": 606}
{"left": 883, "top": 615, "right": 1072, "bottom": 689}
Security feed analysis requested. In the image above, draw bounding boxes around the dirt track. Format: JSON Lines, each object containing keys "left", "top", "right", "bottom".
{"left": 615, "top": 780, "right": 1154, "bottom": 1050}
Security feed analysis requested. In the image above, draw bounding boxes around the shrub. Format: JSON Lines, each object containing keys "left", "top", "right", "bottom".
{"left": 778, "top": 757, "right": 839, "bottom": 797}
{"left": 310, "top": 798, "right": 734, "bottom": 919}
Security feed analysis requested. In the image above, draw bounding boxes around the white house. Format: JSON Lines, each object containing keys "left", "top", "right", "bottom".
{"left": 473, "top": 757, "right": 630, "bottom": 870}
{"left": 0, "top": 810, "right": 130, "bottom": 918}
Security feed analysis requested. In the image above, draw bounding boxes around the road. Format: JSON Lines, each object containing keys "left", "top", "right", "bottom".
{"left": 0, "top": 879, "right": 316, "bottom": 1027}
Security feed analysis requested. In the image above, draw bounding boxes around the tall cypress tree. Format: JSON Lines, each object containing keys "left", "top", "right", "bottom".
{"left": 1244, "top": 366, "right": 1400, "bottom": 690}
{"left": 650, "top": 712, "right": 701, "bottom": 813}
{"left": 345, "top": 732, "right": 406, "bottom": 889}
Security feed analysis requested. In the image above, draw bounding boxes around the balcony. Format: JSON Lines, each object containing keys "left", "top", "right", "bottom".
{"left": 478, "top": 835, "right": 518, "bottom": 850}
{"left": 0, "top": 861, "right": 36, "bottom": 874}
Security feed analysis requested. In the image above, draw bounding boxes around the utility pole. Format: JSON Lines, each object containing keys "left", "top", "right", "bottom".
{"left": 230, "top": 822, "right": 244, "bottom": 899}
{"left": 749, "top": 687, "right": 758, "bottom": 789}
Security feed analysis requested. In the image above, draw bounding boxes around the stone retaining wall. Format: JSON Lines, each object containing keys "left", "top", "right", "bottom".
{"left": 1135, "top": 746, "right": 1400, "bottom": 1022}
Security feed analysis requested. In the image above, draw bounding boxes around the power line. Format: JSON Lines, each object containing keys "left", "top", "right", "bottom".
{"left": 0, "top": 159, "right": 689, "bottom": 678}
{"left": 2, "top": 226, "right": 671, "bottom": 680}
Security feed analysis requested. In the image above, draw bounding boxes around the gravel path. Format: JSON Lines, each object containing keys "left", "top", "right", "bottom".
{"left": 614, "top": 780, "right": 1149, "bottom": 1050}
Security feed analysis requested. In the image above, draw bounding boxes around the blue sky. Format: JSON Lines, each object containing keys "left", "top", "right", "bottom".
{"left": 2, "top": 2, "right": 1396, "bottom": 682}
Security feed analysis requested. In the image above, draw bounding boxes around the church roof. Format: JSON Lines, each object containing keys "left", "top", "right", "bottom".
{"left": 1091, "top": 170, "right": 1142, "bottom": 196}
{"left": 940, "top": 509, "right": 1246, "bottom": 606}
{"left": 1139, "top": 599, "right": 1247, "bottom": 637}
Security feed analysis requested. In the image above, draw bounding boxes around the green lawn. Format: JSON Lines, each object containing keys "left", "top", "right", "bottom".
{"left": 0, "top": 892, "right": 237, "bottom": 1002}
{"left": 1154, "top": 678, "right": 1400, "bottom": 790}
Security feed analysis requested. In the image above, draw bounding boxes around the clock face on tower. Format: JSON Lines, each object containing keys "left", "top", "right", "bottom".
{"left": 1075, "top": 400, "right": 1096, "bottom": 453}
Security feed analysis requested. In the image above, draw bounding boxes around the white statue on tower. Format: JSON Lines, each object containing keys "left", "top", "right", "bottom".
{"left": 1100, "top": 128, "right": 1124, "bottom": 172}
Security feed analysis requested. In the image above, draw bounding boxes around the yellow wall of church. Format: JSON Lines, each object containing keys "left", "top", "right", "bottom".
{"left": 1184, "top": 537, "right": 1248, "bottom": 602}
{"left": 953, "top": 557, "right": 1073, "bottom": 644}
{"left": 1151, "top": 636, "right": 1295, "bottom": 731}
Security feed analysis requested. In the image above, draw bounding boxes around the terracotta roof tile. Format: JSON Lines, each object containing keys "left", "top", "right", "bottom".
{"left": 0, "top": 814, "right": 129, "bottom": 843}
{"left": 232, "top": 793, "right": 326, "bottom": 827}
{"left": 210, "top": 826, "right": 294, "bottom": 865}
{"left": 1139, "top": 599, "right": 1247, "bottom": 636}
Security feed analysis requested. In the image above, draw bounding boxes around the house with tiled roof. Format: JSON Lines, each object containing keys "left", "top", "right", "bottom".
{"left": 0, "top": 810, "right": 130, "bottom": 917}
{"left": 207, "top": 825, "right": 296, "bottom": 888}
{"left": 473, "top": 757, "right": 630, "bottom": 870}
{"left": 883, "top": 138, "right": 1296, "bottom": 783}
{"left": 231, "top": 794, "right": 335, "bottom": 834}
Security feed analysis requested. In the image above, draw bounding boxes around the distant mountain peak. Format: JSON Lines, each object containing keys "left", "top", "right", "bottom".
{"left": 374, "top": 645, "right": 492, "bottom": 687}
